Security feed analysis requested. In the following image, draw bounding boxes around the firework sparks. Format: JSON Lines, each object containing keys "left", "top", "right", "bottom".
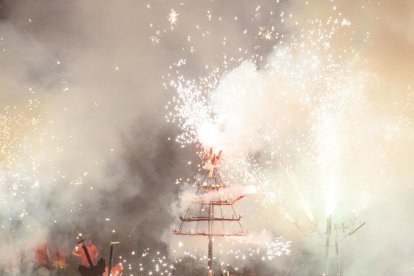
{"left": 165, "top": 5, "right": 372, "bottom": 273}
{"left": 150, "top": 30, "right": 162, "bottom": 45}
{"left": 168, "top": 9, "right": 180, "bottom": 28}
{"left": 2, "top": 0, "right": 411, "bottom": 274}
{"left": 258, "top": 26, "right": 274, "bottom": 40}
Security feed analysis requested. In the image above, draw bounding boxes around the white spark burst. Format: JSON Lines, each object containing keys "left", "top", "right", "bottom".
{"left": 168, "top": 9, "right": 180, "bottom": 27}
{"left": 258, "top": 26, "right": 273, "bottom": 40}
{"left": 150, "top": 30, "right": 161, "bottom": 45}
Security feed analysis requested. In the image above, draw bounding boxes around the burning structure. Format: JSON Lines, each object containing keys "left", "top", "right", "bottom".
{"left": 174, "top": 148, "right": 248, "bottom": 274}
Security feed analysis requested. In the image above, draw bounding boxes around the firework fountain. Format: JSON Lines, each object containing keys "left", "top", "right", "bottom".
{"left": 166, "top": 1, "right": 373, "bottom": 272}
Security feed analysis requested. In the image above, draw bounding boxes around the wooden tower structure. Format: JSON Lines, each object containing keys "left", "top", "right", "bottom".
{"left": 174, "top": 148, "right": 248, "bottom": 274}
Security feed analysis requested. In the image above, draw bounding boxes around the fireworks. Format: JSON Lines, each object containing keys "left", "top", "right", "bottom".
{"left": 168, "top": 9, "right": 180, "bottom": 28}
{"left": 168, "top": 14, "right": 363, "bottom": 211}
{"left": 162, "top": 1, "right": 375, "bottom": 273}
{"left": 258, "top": 26, "right": 274, "bottom": 40}
{"left": 171, "top": 236, "right": 291, "bottom": 271}
{"left": 2, "top": 0, "right": 411, "bottom": 274}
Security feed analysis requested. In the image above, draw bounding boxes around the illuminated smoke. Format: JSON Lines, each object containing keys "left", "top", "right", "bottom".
{"left": 1, "top": 0, "right": 414, "bottom": 275}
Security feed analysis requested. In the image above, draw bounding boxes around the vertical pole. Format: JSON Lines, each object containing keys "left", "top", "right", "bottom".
{"left": 208, "top": 186, "right": 214, "bottom": 275}
{"left": 325, "top": 215, "right": 332, "bottom": 276}
{"left": 335, "top": 226, "right": 340, "bottom": 276}
{"left": 81, "top": 242, "right": 94, "bottom": 267}
{"left": 208, "top": 235, "right": 213, "bottom": 273}
{"left": 57, "top": 252, "right": 61, "bottom": 276}
{"left": 108, "top": 244, "right": 114, "bottom": 276}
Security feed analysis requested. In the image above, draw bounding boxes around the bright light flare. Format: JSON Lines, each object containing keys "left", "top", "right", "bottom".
{"left": 197, "top": 122, "right": 223, "bottom": 151}
{"left": 244, "top": 185, "right": 257, "bottom": 195}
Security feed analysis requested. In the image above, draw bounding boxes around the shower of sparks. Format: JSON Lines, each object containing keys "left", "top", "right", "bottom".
{"left": 164, "top": 0, "right": 370, "bottom": 251}
{"left": 108, "top": 237, "right": 290, "bottom": 276}
{"left": 0, "top": 0, "right": 395, "bottom": 274}
{"left": 0, "top": 96, "right": 92, "bottom": 223}
{"left": 0, "top": 101, "right": 45, "bottom": 202}
{"left": 170, "top": 237, "right": 291, "bottom": 270}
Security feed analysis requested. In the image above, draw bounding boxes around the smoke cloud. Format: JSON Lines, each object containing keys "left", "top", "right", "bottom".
{"left": 0, "top": 0, "right": 413, "bottom": 275}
